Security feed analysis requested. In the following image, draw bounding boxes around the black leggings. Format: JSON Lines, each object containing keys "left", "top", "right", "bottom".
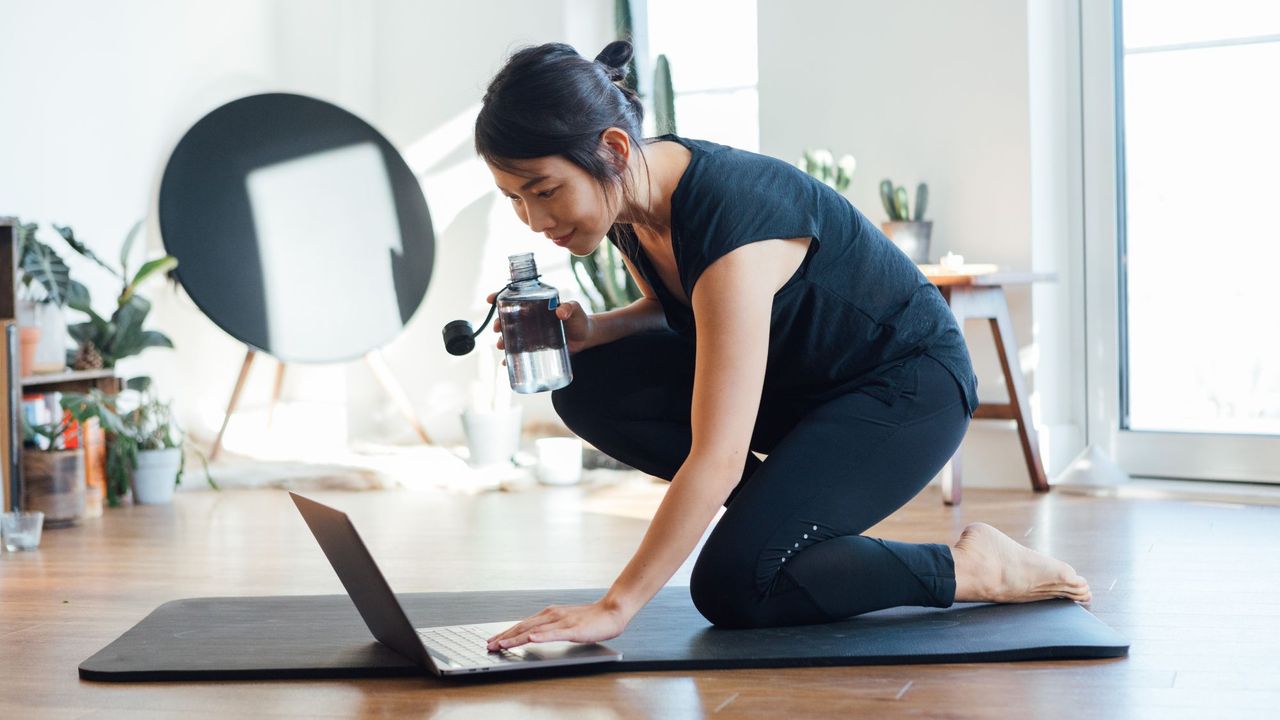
{"left": 551, "top": 328, "right": 971, "bottom": 629}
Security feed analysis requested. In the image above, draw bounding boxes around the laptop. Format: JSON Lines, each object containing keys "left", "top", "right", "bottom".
{"left": 289, "top": 492, "right": 623, "bottom": 675}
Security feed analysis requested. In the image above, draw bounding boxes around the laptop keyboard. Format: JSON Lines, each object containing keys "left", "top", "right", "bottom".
{"left": 418, "top": 624, "right": 523, "bottom": 667}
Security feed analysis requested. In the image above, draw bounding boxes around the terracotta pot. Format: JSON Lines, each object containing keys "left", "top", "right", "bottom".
{"left": 18, "top": 326, "right": 41, "bottom": 377}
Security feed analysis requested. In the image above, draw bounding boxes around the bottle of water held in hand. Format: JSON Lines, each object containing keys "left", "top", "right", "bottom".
{"left": 498, "top": 253, "right": 573, "bottom": 393}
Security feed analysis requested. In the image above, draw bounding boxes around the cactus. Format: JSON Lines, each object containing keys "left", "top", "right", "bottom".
{"left": 880, "top": 179, "right": 901, "bottom": 219}
{"left": 614, "top": 0, "right": 639, "bottom": 91}
{"left": 880, "top": 178, "right": 930, "bottom": 221}
{"left": 796, "top": 148, "right": 856, "bottom": 193}
{"left": 879, "top": 180, "right": 897, "bottom": 220}
{"left": 566, "top": 0, "right": 647, "bottom": 313}
{"left": 569, "top": 235, "right": 642, "bottom": 313}
{"left": 893, "top": 186, "right": 910, "bottom": 222}
{"left": 654, "top": 54, "right": 676, "bottom": 135}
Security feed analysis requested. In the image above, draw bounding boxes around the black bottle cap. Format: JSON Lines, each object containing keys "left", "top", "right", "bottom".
{"left": 442, "top": 319, "right": 477, "bottom": 356}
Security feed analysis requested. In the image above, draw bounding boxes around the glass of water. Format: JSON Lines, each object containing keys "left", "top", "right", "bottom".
{"left": 1, "top": 511, "right": 44, "bottom": 551}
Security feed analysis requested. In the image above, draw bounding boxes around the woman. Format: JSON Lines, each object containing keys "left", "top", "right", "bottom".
{"left": 477, "top": 41, "right": 1091, "bottom": 653}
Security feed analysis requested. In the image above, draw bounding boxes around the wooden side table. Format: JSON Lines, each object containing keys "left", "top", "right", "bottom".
{"left": 919, "top": 264, "right": 1056, "bottom": 505}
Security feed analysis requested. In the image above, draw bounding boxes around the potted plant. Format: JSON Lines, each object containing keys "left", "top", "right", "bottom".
{"left": 796, "top": 149, "right": 857, "bottom": 194}
{"left": 60, "top": 378, "right": 217, "bottom": 506}
{"left": 14, "top": 222, "right": 91, "bottom": 375}
{"left": 879, "top": 179, "right": 931, "bottom": 263}
{"left": 18, "top": 411, "right": 86, "bottom": 527}
{"left": 54, "top": 221, "right": 178, "bottom": 370}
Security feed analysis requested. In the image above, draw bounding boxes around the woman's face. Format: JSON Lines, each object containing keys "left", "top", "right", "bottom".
{"left": 487, "top": 154, "right": 621, "bottom": 257}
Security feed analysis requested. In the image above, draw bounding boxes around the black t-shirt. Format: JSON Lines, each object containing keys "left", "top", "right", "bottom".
{"left": 607, "top": 134, "right": 979, "bottom": 418}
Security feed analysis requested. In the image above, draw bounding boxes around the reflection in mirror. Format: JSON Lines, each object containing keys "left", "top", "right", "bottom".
{"left": 159, "top": 92, "right": 434, "bottom": 364}
{"left": 246, "top": 141, "right": 404, "bottom": 360}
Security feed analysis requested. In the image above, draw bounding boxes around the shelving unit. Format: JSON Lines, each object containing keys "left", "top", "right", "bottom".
{"left": 1, "top": 218, "right": 120, "bottom": 511}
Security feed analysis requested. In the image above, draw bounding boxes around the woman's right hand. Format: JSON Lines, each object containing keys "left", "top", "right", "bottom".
{"left": 487, "top": 292, "right": 595, "bottom": 357}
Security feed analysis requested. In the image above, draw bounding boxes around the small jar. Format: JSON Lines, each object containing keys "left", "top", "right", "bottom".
{"left": 497, "top": 253, "right": 573, "bottom": 393}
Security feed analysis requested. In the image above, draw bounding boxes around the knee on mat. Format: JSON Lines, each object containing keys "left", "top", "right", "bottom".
{"left": 689, "top": 565, "right": 762, "bottom": 630}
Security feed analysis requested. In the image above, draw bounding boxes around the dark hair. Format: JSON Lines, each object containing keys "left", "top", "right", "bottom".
{"left": 475, "top": 40, "right": 647, "bottom": 210}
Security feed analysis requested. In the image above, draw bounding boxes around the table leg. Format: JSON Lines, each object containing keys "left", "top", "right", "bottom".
{"left": 987, "top": 288, "right": 1050, "bottom": 492}
{"left": 940, "top": 286, "right": 968, "bottom": 505}
{"left": 937, "top": 284, "right": 1049, "bottom": 500}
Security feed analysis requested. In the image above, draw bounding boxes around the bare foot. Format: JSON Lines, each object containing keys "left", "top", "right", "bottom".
{"left": 951, "top": 522, "right": 1092, "bottom": 604}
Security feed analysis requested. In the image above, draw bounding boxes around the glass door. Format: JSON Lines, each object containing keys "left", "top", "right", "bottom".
{"left": 1108, "top": 0, "right": 1280, "bottom": 481}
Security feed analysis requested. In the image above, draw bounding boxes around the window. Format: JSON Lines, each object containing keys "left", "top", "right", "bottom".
{"left": 1119, "top": 0, "right": 1280, "bottom": 436}
{"left": 644, "top": 0, "right": 759, "bottom": 151}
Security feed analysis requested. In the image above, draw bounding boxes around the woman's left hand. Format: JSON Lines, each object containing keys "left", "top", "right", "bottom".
{"left": 485, "top": 599, "right": 630, "bottom": 651}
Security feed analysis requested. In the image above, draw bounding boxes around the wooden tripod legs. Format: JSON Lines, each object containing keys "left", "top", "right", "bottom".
{"left": 208, "top": 347, "right": 432, "bottom": 462}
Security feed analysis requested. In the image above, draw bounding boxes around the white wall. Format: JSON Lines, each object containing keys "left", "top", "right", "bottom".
{"left": 0, "top": 0, "right": 611, "bottom": 451}
{"left": 759, "top": 0, "right": 1083, "bottom": 487}
{"left": 2, "top": 0, "right": 1084, "bottom": 483}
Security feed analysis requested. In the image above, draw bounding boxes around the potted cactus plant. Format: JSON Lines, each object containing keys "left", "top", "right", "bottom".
{"left": 879, "top": 179, "right": 931, "bottom": 263}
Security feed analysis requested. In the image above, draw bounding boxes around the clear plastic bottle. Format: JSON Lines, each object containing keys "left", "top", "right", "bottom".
{"left": 498, "top": 253, "right": 573, "bottom": 393}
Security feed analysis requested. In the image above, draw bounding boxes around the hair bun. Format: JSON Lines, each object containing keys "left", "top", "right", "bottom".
{"left": 594, "top": 40, "right": 633, "bottom": 81}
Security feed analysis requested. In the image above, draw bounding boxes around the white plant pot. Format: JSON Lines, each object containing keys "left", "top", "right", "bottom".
{"left": 461, "top": 405, "right": 523, "bottom": 467}
{"left": 129, "top": 447, "right": 183, "bottom": 505}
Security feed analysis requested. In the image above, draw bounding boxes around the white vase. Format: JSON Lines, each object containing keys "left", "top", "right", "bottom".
{"left": 31, "top": 301, "right": 70, "bottom": 373}
{"left": 130, "top": 447, "right": 183, "bottom": 504}
{"left": 461, "top": 405, "right": 523, "bottom": 467}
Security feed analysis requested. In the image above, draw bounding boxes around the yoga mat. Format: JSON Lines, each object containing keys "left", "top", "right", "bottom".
{"left": 80, "top": 586, "right": 1128, "bottom": 681}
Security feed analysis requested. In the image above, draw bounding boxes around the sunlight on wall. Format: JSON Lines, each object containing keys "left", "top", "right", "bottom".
{"left": 247, "top": 141, "right": 404, "bottom": 359}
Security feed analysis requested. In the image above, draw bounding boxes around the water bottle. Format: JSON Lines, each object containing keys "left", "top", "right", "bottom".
{"left": 498, "top": 253, "right": 573, "bottom": 393}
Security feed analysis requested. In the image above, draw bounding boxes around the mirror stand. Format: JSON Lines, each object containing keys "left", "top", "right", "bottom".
{"left": 209, "top": 346, "right": 432, "bottom": 462}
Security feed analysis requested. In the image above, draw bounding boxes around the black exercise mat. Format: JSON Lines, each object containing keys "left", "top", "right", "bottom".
{"left": 80, "top": 586, "right": 1128, "bottom": 681}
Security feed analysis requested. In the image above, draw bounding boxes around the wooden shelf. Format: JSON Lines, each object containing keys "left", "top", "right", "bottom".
{"left": 1, "top": 217, "right": 122, "bottom": 511}
{"left": 22, "top": 368, "right": 119, "bottom": 389}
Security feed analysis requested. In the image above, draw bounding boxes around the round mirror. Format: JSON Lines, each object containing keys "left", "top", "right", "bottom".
{"left": 158, "top": 92, "right": 435, "bottom": 363}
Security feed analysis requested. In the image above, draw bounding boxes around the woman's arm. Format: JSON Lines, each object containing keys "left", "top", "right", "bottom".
{"left": 582, "top": 253, "right": 668, "bottom": 349}
{"left": 601, "top": 246, "right": 775, "bottom": 615}
{"left": 485, "top": 240, "right": 797, "bottom": 649}
{"left": 601, "top": 453, "right": 745, "bottom": 616}
{"left": 586, "top": 296, "right": 668, "bottom": 349}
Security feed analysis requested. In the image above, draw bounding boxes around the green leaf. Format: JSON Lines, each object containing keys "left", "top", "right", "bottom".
{"left": 53, "top": 224, "right": 121, "bottom": 280}
{"left": 137, "top": 330, "right": 174, "bottom": 350}
{"left": 121, "top": 256, "right": 178, "bottom": 305}
{"left": 125, "top": 376, "right": 152, "bottom": 393}
{"left": 119, "top": 219, "right": 144, "bottom": 279}
{"left": 20, "top": 237, "right": 74, "bottom": 306}
{"left": 65, "top": 280, "right": 91, "bottom": 311}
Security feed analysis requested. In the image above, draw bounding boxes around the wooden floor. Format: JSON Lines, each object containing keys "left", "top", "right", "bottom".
{"left": 2, "top": 477, "right": 1278, "bottom": 719}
